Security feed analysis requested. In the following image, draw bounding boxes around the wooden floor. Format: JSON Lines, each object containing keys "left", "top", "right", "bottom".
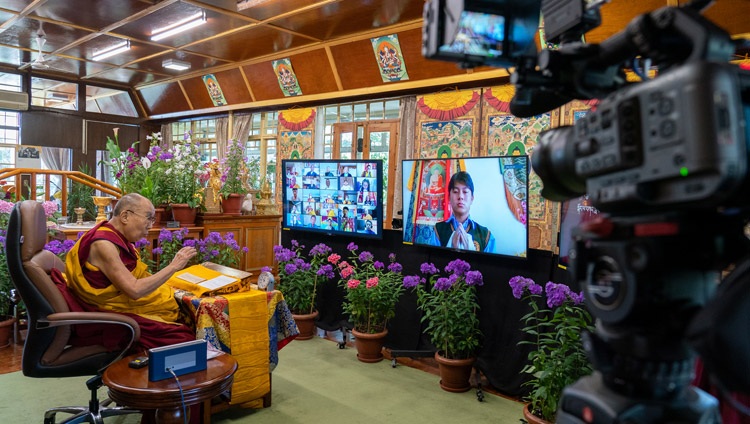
{"left": 0, "top": 340, "right": 23, "bottom": 374}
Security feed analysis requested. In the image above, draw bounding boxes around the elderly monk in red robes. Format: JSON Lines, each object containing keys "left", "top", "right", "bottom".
{"left": 64, "top": 193, "right": 197, "bottom": 350}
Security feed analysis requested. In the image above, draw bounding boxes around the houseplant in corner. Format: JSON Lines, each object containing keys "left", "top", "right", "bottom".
{"left": 404, "top": 259, "right": 483, "bottom": 392}
{"left": 274, "top": 240, "right": 334, "bottom": 340}
{"left": 218, "top": 139, "right": 248, "bottom": 215}
{"left": 336, "top": 243, "right": 405, "bottom": 363}
{"left": 0, "top": 199, "right": 15, "bottom": 347}
{"left": 508, "top": 275, "right": 594, "bottom": 423}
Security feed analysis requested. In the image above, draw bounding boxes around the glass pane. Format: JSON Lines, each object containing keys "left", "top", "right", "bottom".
{"left": 0, "top": 73, "right": 21, "bottom": 91}
{"left": 266, "top": 139, "right": 277, "bottom": 187}
{"left": 0, "top": 146, "right": 15, "bottom": 168}
{"left": 325, "top": 106, "right": 339, "bottom": 125}
{"left": 0, "top": 111, "right": 19, "bottom": 127}
{"left": 339, "top": 105, "right": 353, "bottom": 123}
{"left": 30, "top": 77, "right": 78, "bottom": 110}
{"left": 385, "top": 99, "right": 401, "bottom": 119}
{"left": 369, "top": 101, "right": 384, "bottom": 120}
{"left": 0, "top": 128, "right": 19, "bottom": 145}
{"left": 354, "top": 103, "right": 367, "bottom": 121}
{"left": 339, "top": 132, "right": 352, "bottom": 159}
{"left": 85, "top": 86, "right": 137, "bottom": 117}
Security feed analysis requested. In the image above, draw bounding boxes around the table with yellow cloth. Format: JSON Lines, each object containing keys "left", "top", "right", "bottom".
{"left": 174, "top": 289, "right": 298, "bottom": 408}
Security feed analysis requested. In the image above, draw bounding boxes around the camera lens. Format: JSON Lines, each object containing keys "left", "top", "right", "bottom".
{"left": 532, "top": 127, "right": 587, "bottom": 201}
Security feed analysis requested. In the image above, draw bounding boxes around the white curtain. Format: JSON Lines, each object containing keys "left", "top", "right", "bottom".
{"left": 41, "top": 147, "right": 71, "bottom": 171}
{"left": 215, "top": 116, "right": 229, "bottom": 160}
{"left": 231, "top": 113, "right": 253, "bottom": 144}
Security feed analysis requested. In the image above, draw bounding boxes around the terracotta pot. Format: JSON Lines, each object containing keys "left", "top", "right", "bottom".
{"left": 151, "top": 207, "right": 165, "bottom": 227}
{"left": 292, "top": 311, "right": 319, "bottom": 341}
{"left": 434, "top": 352, "right": 475, "bottom": 393}
{"left": 221, "top": 193, "right": 243, "bottom": 215}
{"left": 352, "top": 328, "right": 388, "bottom": 363}
{"left": 158, "top": 204, "right": 171, "bottom": 226}
{"left": 523, "top": 403, "right": 554, "bottom": 424}
{"left": 170, "top": 203, "right": 197, "bottom": 227}
{"left": 0, "top": 316, "right": 16, "bottom": 349}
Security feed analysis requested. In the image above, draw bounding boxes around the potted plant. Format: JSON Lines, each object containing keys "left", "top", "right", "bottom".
{"left": 0, "top": 200, "right": 15, "bottom": 347}
{"left": 274, "top": 240, "right": 334, "bottom": 339}
{"left": 67, "top": 163, "right": 96, "bottom": 222}
{"left": 403, "top": 259, "right": 484, "bottom": 392}
{"left": 217, "top": 139, "right": 248, "bottom": 215}
{"left": 335, "top": 242, "right": 405, "bottom": 362}
{"left": 163, "top": 132, "right": 205, "bottom": 225}
{"left": 508, "top": 275, "right": 594, "bottom": 423}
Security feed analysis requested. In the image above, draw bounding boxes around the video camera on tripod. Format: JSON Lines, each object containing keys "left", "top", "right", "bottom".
{"left": 423, "top": 0, "right": 750, "bottom": 422}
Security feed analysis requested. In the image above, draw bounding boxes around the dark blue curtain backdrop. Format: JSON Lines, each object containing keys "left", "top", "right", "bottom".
{"left": 281, "top": 229, "right": 574, "bottom": 398}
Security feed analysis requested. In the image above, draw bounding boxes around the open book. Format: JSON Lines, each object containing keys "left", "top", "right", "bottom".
{"left": 168, "top": 262, "right": 253, "bottom": 297}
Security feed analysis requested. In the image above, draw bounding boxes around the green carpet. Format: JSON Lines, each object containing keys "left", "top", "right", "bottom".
{"left": 0, "top": 337, "right": 524, "bottom": 423}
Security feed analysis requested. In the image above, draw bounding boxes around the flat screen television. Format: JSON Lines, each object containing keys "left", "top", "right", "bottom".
{"left": 281, "top": 159, "right": 383, "bottom": 239}
{"left": 402, "top": 156, "right": 528, "bottom": 258}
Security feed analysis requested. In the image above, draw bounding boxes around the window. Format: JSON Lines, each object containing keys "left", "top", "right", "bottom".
{"left": 0, "top": 110, "right": 21, "bottom": 187}
{"left": 172, "top": 118, "right": 217, "bottom": 161}
{"left": 246, "top": 112, "right": 278, "bottom": 190}
{"left": 85, "top": 86, "right": 137, "bottom": 117}
{"left": 320, "top": 99, "right": 400, "bottom": 160}
{"left": 30, "top": 77, "right": 78, "bottom": 110}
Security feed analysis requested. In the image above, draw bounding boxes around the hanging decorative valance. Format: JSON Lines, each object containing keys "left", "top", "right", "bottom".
{"left": 417, "top": 90, "right": 479, "bottom": 120}
{"left": 483, "top": 85, "right": 515, "bottom": 112}
{"left": 279, "top": 108, "right": 316, "bottom": 130}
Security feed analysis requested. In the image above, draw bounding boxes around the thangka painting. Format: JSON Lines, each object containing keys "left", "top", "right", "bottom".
{"left": 415, "top": 89, "right": 481, "bottom": 157}
{"left": 202, "top": 74, "right": 227, "bottom": 106}
{"left": 371, "top": 34, "right": 409, "bottom": 83}
{"left": 482, "top": 85, "right": 560, "bottom": 251}
{"left": 272, "top": 58, "right": 302, "bottom": 96}
{"left": 277, "top": 130, "right": 313, "bottom": 202}
{"left": 418, "top": 120, "right": 473, "bottom": 158}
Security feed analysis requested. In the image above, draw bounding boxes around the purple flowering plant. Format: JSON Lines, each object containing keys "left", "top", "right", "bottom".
{"left": 403, "top": 259, "right": 484, "bottom": 359}
{"left": 509, "top": 276, "right": 594, "bottom": 421}
{"left": 153, "top": 228, "right": 248, "bottom": 273}
{"left": 333, "top": 244, "right": 405, "bottom": 334}
{"left": 273, "top": 240, "right": 333, "bottom": 315}
{"left": 218, "top": 139, "right": 249, "bottom": 198}
{"left": 102, "top": 130, "right": 171, "bottom": 206}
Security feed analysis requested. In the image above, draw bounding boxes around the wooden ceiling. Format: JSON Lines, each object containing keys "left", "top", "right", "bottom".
{"left": 0, "top": 0, "right": 748, "bottom": 120}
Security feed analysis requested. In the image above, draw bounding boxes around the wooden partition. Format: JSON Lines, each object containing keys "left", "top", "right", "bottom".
{"left": 198, "top": 214, "right": 282, "bottom": 274}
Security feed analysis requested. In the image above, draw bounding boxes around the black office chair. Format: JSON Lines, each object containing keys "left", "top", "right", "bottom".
{"left": 6, "top": 200, "right": 141, "bottom": 424}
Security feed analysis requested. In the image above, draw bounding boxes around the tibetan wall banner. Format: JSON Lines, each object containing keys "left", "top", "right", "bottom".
{"left": 278, "top": 131, "right": 312, "bottom": 161}
{"left": 417, "top": 120, "right": 473, "bottom": 158}
{"left": 273, "top": 58, "right": 303, "bottom": 96}
{"left": 202, "top": 74, "right": 228, "bottom": 106}
{"left": 371, "top": 34, "right": 409, "bottom": 83}
{"left": 279, "top": 108, "right": 316, "bottom": 131}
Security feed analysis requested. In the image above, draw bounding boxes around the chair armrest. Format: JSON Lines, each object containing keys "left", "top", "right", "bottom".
{"left": 42, "top": 312, "right": 141, "bottom": 366}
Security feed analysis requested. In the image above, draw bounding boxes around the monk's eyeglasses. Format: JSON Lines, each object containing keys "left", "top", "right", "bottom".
{"left": 127, "top": 209, "right": 155, "bottom": 224}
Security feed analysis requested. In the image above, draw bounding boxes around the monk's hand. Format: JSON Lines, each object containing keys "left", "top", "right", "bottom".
{"left": 172, "top": 246, "right": 197, "bottom": 269}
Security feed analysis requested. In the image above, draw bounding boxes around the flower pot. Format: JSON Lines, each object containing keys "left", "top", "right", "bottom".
{"left": 221, "top": 193, "right": 243, "bottom": 215}
{"left": 352, "top": 328, "right": 388, "bottom": 363}
{"left": 170, "top": 203, "right": 197, "bottom": 227}
{"left": 0, "top": 315, "right": 16, "bottom": 349}
{"left": 152, "top": 207, "right": 165, "bottom": 227}
{"left": 292, "top": 311, "right": 319, "bottom": 341}
{"left": 523, "top": 403, "right": 554, "bottom": 424}
{"left": 434, "top": 352, "right": 475, "bottom": 393}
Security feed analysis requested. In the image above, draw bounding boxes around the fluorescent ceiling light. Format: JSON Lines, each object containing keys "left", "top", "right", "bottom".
{"left": 92, "top": 40, "right": 130, "bottom": 62}
{"left": 151, "top": 11, "right": 206, "bottom": 42}
{"left": 49, "top": 92, "right": 70, "bottom": 100}
{"left": 163, "top": 58, "right": 191, "bottom": 71}
{"left": 237, "top": 0, "right": 273, "bottom": 11}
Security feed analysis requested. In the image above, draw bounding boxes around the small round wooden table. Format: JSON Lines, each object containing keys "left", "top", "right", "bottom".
{"left": 102, "top": 353, "right": 237, "bottom": 424}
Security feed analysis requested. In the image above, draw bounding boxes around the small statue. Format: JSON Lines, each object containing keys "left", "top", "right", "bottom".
{"left": 208, "top": 162, "right": 222, "bottom": 204}
{"left": 241, "top": 193, "right": 254, "bottom": 215}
